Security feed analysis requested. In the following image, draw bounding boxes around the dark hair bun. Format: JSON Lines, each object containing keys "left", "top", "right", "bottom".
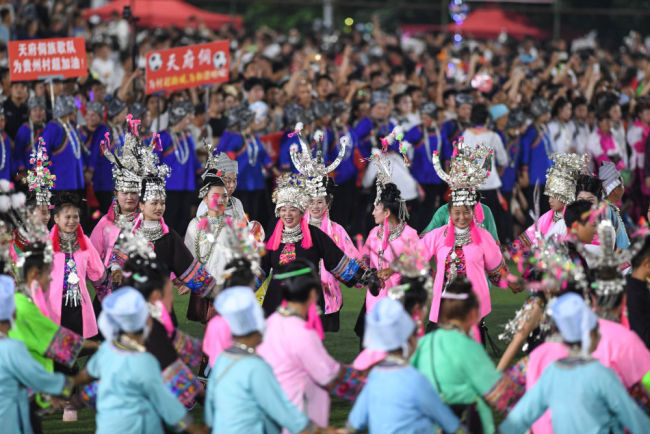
{"left": 202, "top": 169, "right": 225, "bottom": 188}
{"left": 52, "top": 192, "right": 82, "bottom": 213}
{"left": 324, "top": 176, "right": 335, "bottom": 198}
{"left": 380, "top": 182, "right": 402, "bottom": 204}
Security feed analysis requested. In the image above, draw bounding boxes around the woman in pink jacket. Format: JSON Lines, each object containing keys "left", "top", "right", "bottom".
{"left": 48, "top": 193, "right": 105, "bottom": 339}
{"left": 420, "top": 139, "right": 516, "bottom": 338}
{"left": 305, "top": 176, "right": 359, "bottom": 331}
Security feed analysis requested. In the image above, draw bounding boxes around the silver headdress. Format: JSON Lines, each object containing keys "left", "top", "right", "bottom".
{"left": 136, "top": 132, "right": 170, "bottom": 203}
{"left": 585, "top": 219, "right": 626, "bottom": 310}
{"left": 544, "top": 153, "right": 588, "bottom": 204}
{"left": 203, "top": 141, "right": 239, "bottom": 178}
{"left": 289, "top": 122, "right": 347, "bottom": 198}
{"left": 115, "top": 230, "right": 156, "bottom": 263}
{"left": 25, "top": 137, "right": 55, "bottom": 206}
{"left": 101, "top": 125, "right": 144, "bottom": 193}
{"left": 199, "top": 169, "right": 225, "bottom": 199}
{"left": 272, "top": 173, "right": 310, "bottom": 216}
{"left": 0, "top": 180, "right": 52, "bottom": 276}
{"left": 432, "top": 137, "right": 493, "bottom": 207}
{"left": 498, "top": 232, "right": 589, "bottom": 345}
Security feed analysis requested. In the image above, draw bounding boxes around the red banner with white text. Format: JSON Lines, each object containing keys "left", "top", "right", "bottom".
{"left": 9, "top": 37, "right": 87, "bottom": 81}
{"left": 145, "top": 40, "right": 230, "bottom": 94}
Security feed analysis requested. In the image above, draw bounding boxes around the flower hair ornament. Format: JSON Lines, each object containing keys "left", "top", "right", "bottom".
{"left": 25, "top": 137, "right": 56, "bottom": 207}
{"left": 498, "top": 233, "right": 589, "bottom": 346}
{"left": 386, "top": 239, "right": 433, "bottom": 303}
{"left": 221, "top": 217, "right": 266, "bottom": 284}
{"left": 544, "top": 153, "right": 589, "bottom": 204}
{"left": 581, "top": 219, "right": 627, "bottom": 310}
{"left": 290, "top": 122, "right": 348, "bottom": 198}
{"left": 433, "top": 137, "right": 493, "bottom": 219}
{"left": 0, "top": 180, "right": 52, "bottom": 276}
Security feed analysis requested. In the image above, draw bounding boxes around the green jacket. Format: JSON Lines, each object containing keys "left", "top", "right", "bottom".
{"left": 421, "top": 203, "right": 499, "bottom": 242}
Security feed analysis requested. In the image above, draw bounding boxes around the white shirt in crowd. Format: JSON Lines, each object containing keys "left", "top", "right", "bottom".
{"left": 627, "top": 122, "right": 646, "bottom": 171}
{"left": 362, "top": 151, "right": 419, "bottom": 201}
{"left": 547, "top": 119, "right": 577, "bottom": 154}
{"left": 461, "top": 128, "right": 508, "bottom": 191}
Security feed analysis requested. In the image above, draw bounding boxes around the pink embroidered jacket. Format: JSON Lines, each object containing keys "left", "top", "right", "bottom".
{"left": 308, "top": 211, "right": 359, "bottom": 314}
{"left": 89, "top": 203, "right": 125, "bottom": 266}
{"left": 420, "top": 223, "right": 505, "bottom": 322}
{"left": 361, "top": 224, "right": 420, "bottom": 313}
{"left": 47, "top": 226, "right": 105, "bottom": 338}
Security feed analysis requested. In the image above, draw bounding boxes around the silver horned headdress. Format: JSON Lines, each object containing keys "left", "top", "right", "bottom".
{"left": 432, "top": 137, "right": 493, "bottom": 207}
{"left": 545, "top": 153, "right": 588, "bottom": 204}
{"left": 101, "top": 124, "right": 144, "bottom": 194}
{"left": 289, "top": 122, "right": 347, "bottom": 198}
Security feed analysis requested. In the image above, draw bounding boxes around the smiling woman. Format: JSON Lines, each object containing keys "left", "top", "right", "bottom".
{"left": 260, "top": 174, "right": 381, "bottom": 327}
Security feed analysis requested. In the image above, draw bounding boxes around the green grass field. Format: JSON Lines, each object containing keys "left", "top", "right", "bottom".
{"left": 42, "top": 285, "right": 528, "bottom": 432}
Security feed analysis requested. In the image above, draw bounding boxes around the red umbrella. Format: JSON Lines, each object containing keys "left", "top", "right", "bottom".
{"left": 447, "top": 8, "right": 549, "bottom": 39}
{"left": 83, "top": 0, "right": 242, "bottom": 30}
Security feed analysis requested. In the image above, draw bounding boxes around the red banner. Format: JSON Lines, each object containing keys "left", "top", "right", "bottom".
{"left": 9, "top": 37, "right": 87, "bottom": 81}
{"left": 145, "top": 40, "right": 230, "bottom": 95}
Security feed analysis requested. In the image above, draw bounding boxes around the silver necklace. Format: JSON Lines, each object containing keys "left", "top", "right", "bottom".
{"left": 195, "top": 216, "right": 225, "bottom": 263}
{"left": 552, "top": 211, "right": 563, "bottom": 223}
{"left": 59, "top": 230, "right": 79, "bottom": 253}
{"left": 377, "top": 222, "right": 405, "bottom": 242}
{"left": 172, "top": 131, "right": 190, "bottom": 165}
{"left": 243, "top": 133, "right": 259, "bottom": 166}
{"left": 59, "top": 120, "right": 81, "bottom": 159}
{"left": 233, "top": 341, "right": 256, "bottom": 354}
{"left": 454, "top": 227, "right": 472, "bottom": 247}
{"left": 423, "top": 124, "right": 441, "bottom": 164}
{"left": 282, "top": 224, "right": 303, "bottom": 244}
{"left": 138, "top": 221, "right": 165, "bottom": 242}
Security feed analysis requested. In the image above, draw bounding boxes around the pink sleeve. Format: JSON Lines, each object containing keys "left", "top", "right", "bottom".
{"left": 337, "top": 225, "right": 360, "bottom": 260}
{"left": 203, "top": 315, "right": 232, "bottom": 367}
{"left": 89, "top": 221, "right": 105, "bottom": 261}
{"left": 297, "top": 330, "right": 341, "bottom": 386}
{"left": 482, "top": 229, "right": 506, "bottom": 283}
{"left": 419, "top": 230, "right": 438, "bottom": 262}
{"left": 85, "top": 237, "right": 106, "bottom": 282}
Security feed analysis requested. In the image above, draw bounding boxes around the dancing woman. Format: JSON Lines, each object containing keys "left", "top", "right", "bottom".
{"left": 48, "top": 193, "right": 105, "bottom": 339}
{"left": 419, "top": 139, "right": 517, "bottom": 336}
{"left": 292, "top": 130, "right": 360, "bottom": 330}
{"left": 260, "top": 173, "right": 380, "bottom": 320}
